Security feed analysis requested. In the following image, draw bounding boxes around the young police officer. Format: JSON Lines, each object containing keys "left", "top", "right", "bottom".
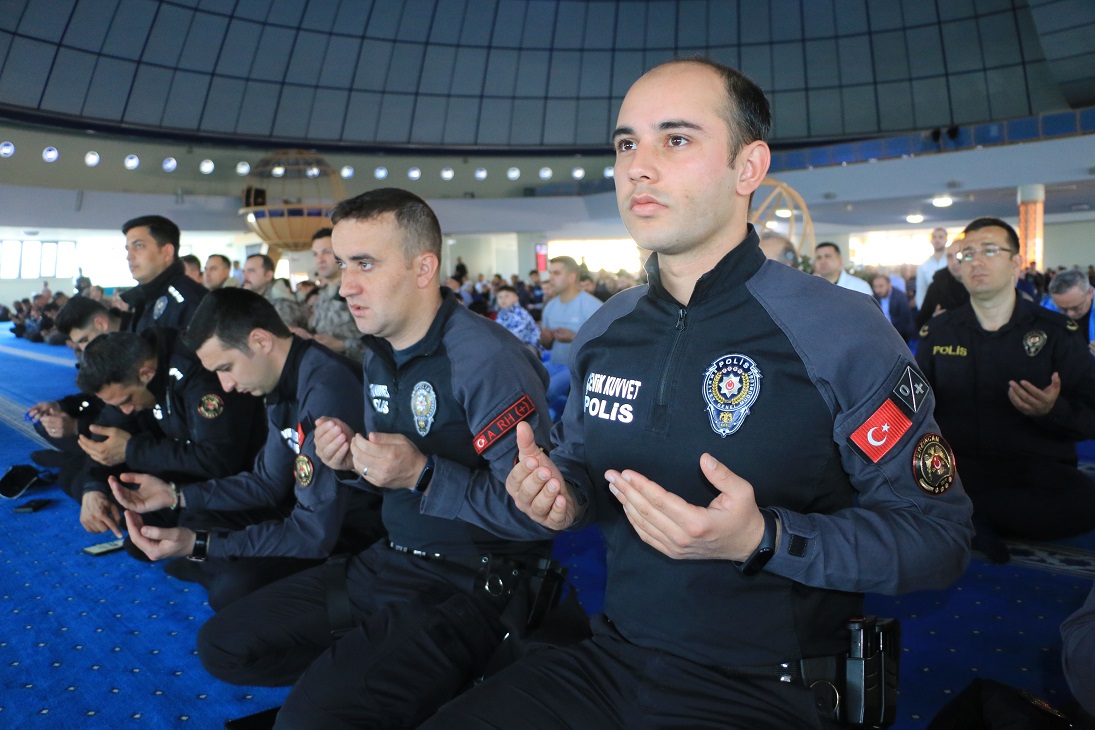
{"left": 111, "top": 289, "right": 384, "bottom": 610}
{"left": 196, "top": 189, "right": 556, "bottom": 728}
{"left": 425, "top": 57, "right": 973, "bottom": 730}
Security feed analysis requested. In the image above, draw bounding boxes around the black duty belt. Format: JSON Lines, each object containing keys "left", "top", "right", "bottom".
{"left": 715, "top": 655, "right": 842, "bottom": 686}
{"left": 387, "top": 541, "right": 487, "bottom": 573}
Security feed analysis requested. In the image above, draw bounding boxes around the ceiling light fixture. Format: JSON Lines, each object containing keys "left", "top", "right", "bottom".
{"left": 932, "top": 195, "right": 953, "bottom": 207}
{"left": 374, "top": 166, "right": 388, "bottom": 180}
{"left": 162, "top": 157, "right": 178, "bottom": 172}
{"left": 474, "top": 168, "right": 487, "bottom": 180}
{"left": 0, "top": 141, "right": 14, "bottom": 157}
{"left": 340, "top": 166, "right": 354, "bottom": 179}
{"left": 84, "top": 151, "right": 100, "bottom": 167}
{"left": 199, "top": 159, "right": 215, "bottom": 174}
{"left": 236, "top": 161, "right": 250, "bottom": 175}
{"left": 539, "top": 167, "right": 553, "bottom": 180}
{"left": 124, "top": 155, "right": 140, "bottom": 170}
{"left": 571, "top": 167, "right": 585, "bottom": 180}
{"left": 775, "top": 208, "right": 792, "bottom": 218}
{"left": 603, "top": 167, "right": 614, "bottom": 179}
{"left": 42, "top": 147, "right": 59, "bottom": 163}
{"left": 440, "top": 167, "right": 455, "bottom": 181}
{"left": 305, "top": 165, "right": 320, "bottom": 178}
{"left": 906, "top": 214, "right": 924, "bottom": 224}
{"left": 408, "top": 167, "right": 421, "bottom": 180}
{"left": 507, "top": 167, "right": 520, "bottom": 181}
{"left": 272, "top": 165, "right": 285, "bottom": 177}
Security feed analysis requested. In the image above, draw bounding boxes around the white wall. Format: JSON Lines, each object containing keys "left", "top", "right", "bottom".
{"left": 1044, "top": 220, "right": 1095, "bottom": 269}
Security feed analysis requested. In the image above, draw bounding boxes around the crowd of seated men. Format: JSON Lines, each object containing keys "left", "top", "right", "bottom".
{"left": 14, "top": 197, "right": 1095, "bottom": 727}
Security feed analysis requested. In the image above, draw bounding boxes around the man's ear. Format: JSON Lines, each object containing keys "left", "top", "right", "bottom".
{"left": 735, "top": 140, "right": 771, "bottom": 197}
{"left": 137, "top": 360, "right": 157, "bottom": 384}
{"left": 415, "top": 252, "right": 440, "bottom": 288}
{"left": 93, "top": 314, "right": 111, "bottom": 333}
{"left": 249, "top": 328, "right": 274, "bottom": 354}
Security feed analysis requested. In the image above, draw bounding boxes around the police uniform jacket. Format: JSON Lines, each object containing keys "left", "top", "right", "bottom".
{"left": 916, "top": 296, "right": 1095, "bottom": 464}
{"left": 352, "top": 288, "right": 554, "bottom": 559}
{"left": 554, "top": 228, "right": 973, "bottom": 668}
{"left": 183, "top": 337, "right": 381, "bottom": 560}
{"left": 126, "top": 328, "right": 265, "bottom": 479}
{"left": 121, "top": 259, "right": 207, "bottom": 334}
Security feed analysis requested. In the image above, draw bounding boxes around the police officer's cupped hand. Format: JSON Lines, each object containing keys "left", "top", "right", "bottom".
{"left": 80, "top": 491, "right": 122, "bottom": 538}
{"left": 506, "top": 421, "right": 580, "bottom": 530}
{"left": 314, "top": 417, "right": 356, "bottom": 471}
{"left": 349, "top": 431, "right": 427, "bottom": 491}
{"left": 108, "top": 473, "right": 174, "bottom": 513}
{"left": 123, "top": 510, "right": 195, "bottom": 561}
{"left": 1007, "top": 371, "right": 1061, "bottom": 418}
{"left": 604, "top": 454, "right": 770, "bottom": 563}
{"left": 78, "top": 425, "right": 131, "bottom": 466}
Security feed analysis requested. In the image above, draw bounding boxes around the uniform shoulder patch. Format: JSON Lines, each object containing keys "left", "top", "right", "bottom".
{"left": 849, "top": 399, "right": 912, "bottom": 463}
{"left": 294, "top": 454, "right": 314, "bottom": 487}
{"left": 912, "top": 433, "right": 955, "bottom": 495}
{"left": 919, "top": 324, "right": 930, "bottom": 338}
{"left": 197, "top": 394, "right": 224, "bottom": 419}
{"left": 474, "top": 395, "right": 536, "bottom": 455}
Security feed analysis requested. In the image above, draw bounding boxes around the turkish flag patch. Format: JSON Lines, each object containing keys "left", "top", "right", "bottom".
{"left": 473, "top": 395, "right": 536, "bottom": 455}
{"left": 849, "top": 398, "right": 912, "bottom": 463}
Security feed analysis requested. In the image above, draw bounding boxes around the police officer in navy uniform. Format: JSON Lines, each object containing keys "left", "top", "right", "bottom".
{"left": 109, "top": 289, "right": 385, "bottom": 610}
{"left": 917, "top": 217, "right": 1095, "bottom": 562}
{"left": 424, "top": 58, "right": 972, "bottom": 730}
{"left": 195, "top": 189, "right": 556, "bottom": 729}
{"left": 118, "top": 215, "right": 207, "bottom": 334}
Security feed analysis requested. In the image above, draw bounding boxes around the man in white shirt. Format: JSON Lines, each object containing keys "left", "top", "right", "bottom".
{"left": 915, "top": 227, "right": 949, "bottom": 309}
{"left": 812, "top": 242, "right": 872, "bottom": 295}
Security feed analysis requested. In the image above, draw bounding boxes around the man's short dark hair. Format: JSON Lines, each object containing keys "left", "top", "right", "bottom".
{"left": 528, "top": 269, "right": 540, "bottom": 278}
{"left": 181, "top": 254, "right": 201, "bottom": 270}
{"left": 497, "top": 285, "right": 517, "bottom": 295}
{"left": 815, "top": 242, "right": 841, "bottom": 257}
{"left": 182, "top": 288, "right": 291, "bottom": 354}
{"left": 311, "top": 227, "right": 333, "bottom": 242}
{"left": 76, "top": 332, "right": 155, "bottom": 393}
{"left": 55, "top": 296, "right": 109, "bottom": 337}
{"left": 549, "top": 256, "right": 579, "bottom": 275}
{"left": 331, "top": 188, "right": 442, "bottom": 263}
{"left": 656, "top": 57, "right": 772, "bottom": 163}
{"left": 122, "top": 215, "right": 180, "bottom": 253}
{"left": 207, "top": 253, "right": 231, "bottom": 268}
{"left": 963, "top": 217, "right": 1020, "bottom": 253}
{"left": 1049, "top": 268, "right": 1092, "bottom": 295}
{"left": 246, "top": 253, "right": 276, "bottom": 273}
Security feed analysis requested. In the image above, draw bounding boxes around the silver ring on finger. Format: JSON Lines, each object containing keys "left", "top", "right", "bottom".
{"left": 361, "top": 466, "right": 369, "bottom": 479}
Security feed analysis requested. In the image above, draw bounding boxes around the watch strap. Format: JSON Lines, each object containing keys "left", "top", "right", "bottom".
{"left": 737, "top": 508, "right": 777, "bottom": 576}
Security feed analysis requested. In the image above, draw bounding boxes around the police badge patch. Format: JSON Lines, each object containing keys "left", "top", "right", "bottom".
{"left": 912, "top": 433, "right": 956, "bottom": 495}
{"left": 294, "top": 455, "right": 314, "bottom": 487}
{"left": 702, "top": 354, "right": 762, "bottom": 437}
{"left": 411, "top": 381, "right": 437, "bottom": 437}
{"left": 1022, "top": 329, "right": 1047, "bottom": 357}
{"left": 197, "top": 394, "right": 224, "bottom": 419}
{"left": 152, "top": 295, "right": 169, "bottom": 320}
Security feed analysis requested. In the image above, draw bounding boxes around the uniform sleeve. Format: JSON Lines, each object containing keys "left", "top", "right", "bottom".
{"left": 417, "top": 333, "right": 558, "bottom": 541}
{"left": 182, "top": 420, "right": 292, "bottom": 513}
{"left": 1032, "top": 328, "right": 1095, "bottom": 441}
{"left": 125, "top": 386, "right": 262, "bottom": 480}
{"left": 753, "top": 273, "right": 972, "bottom": 595}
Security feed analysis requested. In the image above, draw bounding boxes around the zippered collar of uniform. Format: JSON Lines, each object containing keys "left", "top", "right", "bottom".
{"left": 955, "top": 289, "right": 1036, "bottom": 335}
{"left": 362, "top": 288, "right": 458, "bottom": 371}
{"left": 121, "top": 259, "right": 186, "bottom": 308}
{"left": 643, "top": 225, "right": 764, "bottom": 307}
{"left": 267, "top": 335, "right": 311, "bottom": 406}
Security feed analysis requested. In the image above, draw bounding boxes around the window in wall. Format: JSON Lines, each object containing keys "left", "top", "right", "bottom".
{"left": 56, "top": 241, "right": 77, "bottom": 278}
{"left": 40, "top": 241, "right": 58, "bottom": 277}
{"left": 19, "top": 241, "right": 41, "bottom": 279}
{"left": 1, "top": 240, "right": 21, "bottom": 279}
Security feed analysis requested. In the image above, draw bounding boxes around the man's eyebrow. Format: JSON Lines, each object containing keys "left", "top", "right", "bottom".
{"left": 611, "top": 120, "right": 704, "bottom": 141}
{"left": 346, "top": 253, "right": 376, "bottom": 262}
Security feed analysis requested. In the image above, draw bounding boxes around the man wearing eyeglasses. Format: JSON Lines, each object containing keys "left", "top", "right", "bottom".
{"left": 916, "top": 217, "right": 1095, "bottom": 563}
{"left": 1044, "top": 268, "right": 1095, "bottom": 358}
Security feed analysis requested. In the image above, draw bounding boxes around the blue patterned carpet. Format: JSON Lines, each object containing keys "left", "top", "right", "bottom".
{"left": 0, "top": 331, "right": 1093, "bottom": 727}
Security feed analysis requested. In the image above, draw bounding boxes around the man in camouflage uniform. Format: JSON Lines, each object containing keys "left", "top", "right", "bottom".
{"left": 289, "top": 228, "right": 364, "bottom": 364}
{"left": 242, "top": 253, "right": 308, "bottom": 330}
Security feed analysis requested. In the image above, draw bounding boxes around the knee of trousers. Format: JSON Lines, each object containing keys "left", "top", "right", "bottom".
{"left": 196, "top": 613, "right": 258, "bottom": 684}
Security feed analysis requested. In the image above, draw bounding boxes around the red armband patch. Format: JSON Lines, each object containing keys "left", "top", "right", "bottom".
{"left": 849, "top": 399, "right": 912, "bottom": 463}
{"left": 474, "top": 395, "right": 536, "bottom": 455}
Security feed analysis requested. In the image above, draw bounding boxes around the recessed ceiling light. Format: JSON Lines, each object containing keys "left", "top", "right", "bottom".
{"left": 42, "top": 146, "right": 59, "bottom": 163}
{"left": 775, "top": 208, "right": 792, "bottom": 218}
{"left": 236, "top": 161, "right": 250, "bottom": 176}
{"left": 340, "top": 166, "right": 354, "bottom": 179}
{"left": 272, "top": 165, "right": 285, "bottom": 177}
{"left": 305, "top": 165, "right": 320, "bottom": 178}
{"left": 603, "top": 166, "right": 614, "bottom": 179}
{"left": 408, "top": 167, "right": 421, "bottom": 181}
{"left": 507, "top": 167, "right": 520, "bottom": 181}
{"left": 124, "top": 155, "right": 140, "bottom": 170}
{"left": 440, "top": 167, "right": 455, "bottom": 181}
{"left": 162, "top": 157, "right": 177, "bottom": 172}
{"left": 932, "top": 195, "right": 953, "bottom": 207}
{"left": 85, "top": 151, "right": 100, "bottom": 167}
{"left": 0, "top": 141, "right": 14, "bottom": 157}
{"left": 474, "top": 168, "right": 487, "bottom": 180}
{"left": 199, "top": 159, "right": 215, "bottom": 174}
{"left": 906, "top": 214, "right": 924, "bottom": 224}
{"left": 374, "top": 166, "right": 387, "bottom": 180}
{"left": 571, "top": 167, "right": 585, "bottom": 180}
{"left": 538, "top": 167, "right": 553, "bottom": 180}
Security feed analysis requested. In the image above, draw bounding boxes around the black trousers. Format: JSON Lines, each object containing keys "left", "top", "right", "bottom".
{"left": 198, "top": 544, "right": 506, "bottom": 730}
{"left": 421, "top": 614, "right": 839, "bottom": 730}
{"left": 959, "top": 456, "right": 1095, "bottom": 540}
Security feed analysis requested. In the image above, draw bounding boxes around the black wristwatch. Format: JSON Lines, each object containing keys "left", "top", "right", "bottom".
{"left": 188, "top": 530, "right": 209, "bottom": 562}
{"left": 736, "top": 509, "right": 777, "bottom": 576}
{"left": 413, "top": 455, "right": 435, "bottom": 494}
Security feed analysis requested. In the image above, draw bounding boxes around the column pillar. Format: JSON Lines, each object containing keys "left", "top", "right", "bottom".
{"left": 1017, "top": 184, "right": 1045, "bottom": 269}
